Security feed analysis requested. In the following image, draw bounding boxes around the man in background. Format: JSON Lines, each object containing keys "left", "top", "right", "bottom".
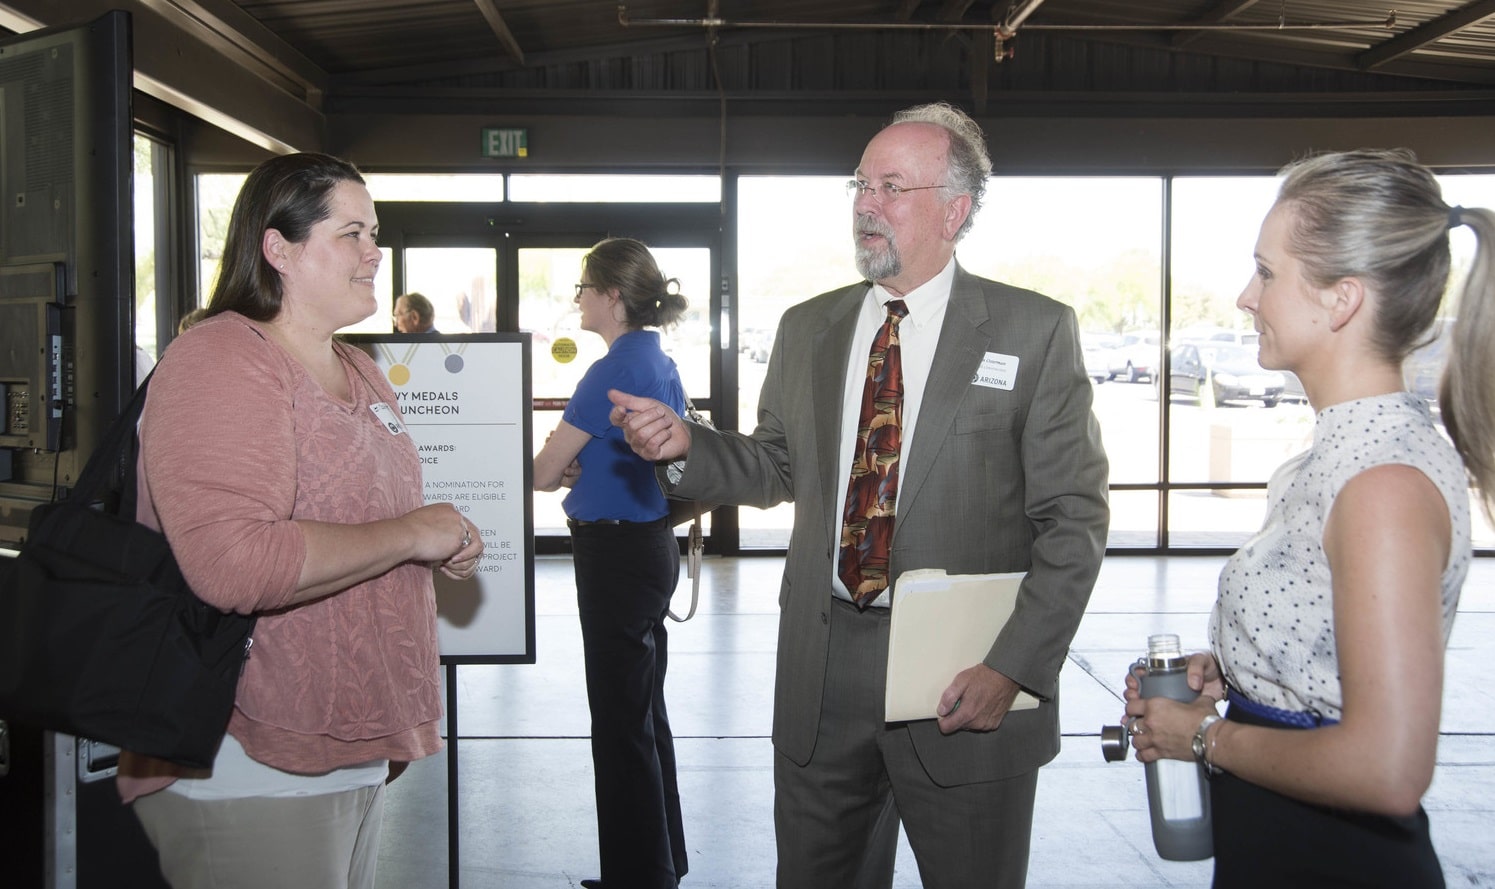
{"left": 393, "top": 291, "right": 437, "bottom": 333}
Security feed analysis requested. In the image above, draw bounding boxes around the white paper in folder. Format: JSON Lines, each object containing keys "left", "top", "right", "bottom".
{"left": 884, "top": 569, "right": 1041, "bottom": 722}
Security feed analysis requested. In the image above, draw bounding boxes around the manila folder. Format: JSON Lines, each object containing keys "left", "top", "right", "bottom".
{"left": 885, "top": 569, "right": 1040, "bottom": 722}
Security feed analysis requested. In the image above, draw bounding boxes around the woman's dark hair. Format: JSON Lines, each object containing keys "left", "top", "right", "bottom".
{"left": 582, "top": 237, "right": 688, "bottom": 329}
{"left": 205, "top": 153, "right": 366, "bottom": 322}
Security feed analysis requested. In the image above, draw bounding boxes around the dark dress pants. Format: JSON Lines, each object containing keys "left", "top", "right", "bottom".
{"left": 572, "top": 517, "right": 688, "bottom": 888}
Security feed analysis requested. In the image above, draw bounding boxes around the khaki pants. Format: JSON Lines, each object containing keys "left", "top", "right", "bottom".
{"left": 132, "top": 782, "right": 385, "bottom": 889}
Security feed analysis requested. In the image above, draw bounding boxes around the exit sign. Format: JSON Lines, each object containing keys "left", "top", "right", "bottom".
{"left": 482, "top": 128, "right": 528, "bottom": 158}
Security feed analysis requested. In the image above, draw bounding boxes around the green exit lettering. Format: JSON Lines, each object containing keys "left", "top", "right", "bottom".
{"left": 482, "top": 128, "right": 528, "bottom": 158}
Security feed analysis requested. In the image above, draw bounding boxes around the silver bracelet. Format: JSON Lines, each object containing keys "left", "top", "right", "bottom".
{"left": 1192, "top": 713, "right": 1223, "bottom": 776}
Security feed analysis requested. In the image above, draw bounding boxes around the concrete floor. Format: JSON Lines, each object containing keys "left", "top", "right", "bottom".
{"left": 377, "top": 555, "right": 1495, "bottom": 888}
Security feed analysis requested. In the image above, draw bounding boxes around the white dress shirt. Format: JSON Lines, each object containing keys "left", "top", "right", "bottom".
{"left": 831, "top": 256, "right": 956, "bottom": 605}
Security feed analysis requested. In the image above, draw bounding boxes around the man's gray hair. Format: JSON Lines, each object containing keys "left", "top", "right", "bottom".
{"left": 889, "top": 102, "right": 992, "bottom": 239}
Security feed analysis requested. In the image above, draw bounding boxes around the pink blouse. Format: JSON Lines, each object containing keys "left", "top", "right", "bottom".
{"left": 122, "top": 312, "right": 441, "bottom": 796}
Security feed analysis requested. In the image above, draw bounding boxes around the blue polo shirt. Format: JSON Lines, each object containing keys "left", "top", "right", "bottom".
{"left": 561, "top": 330, "right": 686, "bottom": 522}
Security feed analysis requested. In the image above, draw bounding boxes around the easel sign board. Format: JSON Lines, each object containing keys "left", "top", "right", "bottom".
{"left": 345, "top": 334, "right": 535, "bottom": 664}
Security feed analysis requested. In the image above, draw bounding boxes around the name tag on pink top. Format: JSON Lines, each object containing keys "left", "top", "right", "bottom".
{"left": 370, "top": 402, "right": 407, "bottom": 435}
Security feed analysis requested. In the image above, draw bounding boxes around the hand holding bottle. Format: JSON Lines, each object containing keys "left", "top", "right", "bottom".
{"left": 1124, "top": 650, "right": 1224, "bottom": 763}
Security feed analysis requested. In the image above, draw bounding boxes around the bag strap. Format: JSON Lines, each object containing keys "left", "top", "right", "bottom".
{"left": 65, "top": 372, "right": 152, "bottom": 512}
{"left": 667, "top": 513, "right": 702, "bottom": 622}
{"left": 667, "top": 395, "right": 708, "bottom": 622}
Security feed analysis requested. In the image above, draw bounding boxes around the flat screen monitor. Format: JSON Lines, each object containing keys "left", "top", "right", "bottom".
{"left": 0, "top": 10, "right": 132, "bottom": 546}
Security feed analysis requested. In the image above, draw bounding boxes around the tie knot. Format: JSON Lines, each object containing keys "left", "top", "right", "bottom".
{"left": 884, "top": 299, "right": 909, "bottom": 321}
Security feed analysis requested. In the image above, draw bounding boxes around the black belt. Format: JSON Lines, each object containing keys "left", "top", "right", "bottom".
{"left": 566, "top": 516, "right": 668, "bottom": 529}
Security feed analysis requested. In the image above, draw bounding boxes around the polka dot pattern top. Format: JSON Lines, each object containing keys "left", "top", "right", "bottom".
{"left": 1209, "top": 392, "right": 1471, "bottom": 720}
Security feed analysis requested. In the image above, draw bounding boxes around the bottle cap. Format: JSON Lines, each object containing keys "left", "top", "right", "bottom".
{"left": 1145, "top": 633, "right": 1187, "bottom": 670}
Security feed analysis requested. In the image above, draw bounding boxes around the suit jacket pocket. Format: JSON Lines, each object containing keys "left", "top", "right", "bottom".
{"left": 955, "top": 409, "right": 1018, "bottom": 435}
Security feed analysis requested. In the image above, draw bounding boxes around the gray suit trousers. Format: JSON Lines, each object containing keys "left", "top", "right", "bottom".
{"left": 773, "top": 597, "right": 1038, "bottom": 889}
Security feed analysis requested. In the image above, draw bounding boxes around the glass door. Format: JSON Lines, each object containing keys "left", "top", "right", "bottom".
{"left": 375, "top": 201, "right": 725, "bottom": 552}
{"left": 402, "top": 247, "right": 499, "bottom": 333}
{"left": 519, "top": 245, "right": 713, "bottom": 538}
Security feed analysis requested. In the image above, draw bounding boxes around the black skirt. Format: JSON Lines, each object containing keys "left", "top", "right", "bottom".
{"left": 1210, "top": 704, "right": 1444, "bottom": 889}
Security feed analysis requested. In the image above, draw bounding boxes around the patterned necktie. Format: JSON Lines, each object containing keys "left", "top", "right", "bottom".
{"left": 838, "top": 299, "right": 908, "bottom": 607}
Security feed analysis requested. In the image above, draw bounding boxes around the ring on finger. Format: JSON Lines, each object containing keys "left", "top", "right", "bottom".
{"left": 461, "top": 525, "right": 472, "bottom": 547}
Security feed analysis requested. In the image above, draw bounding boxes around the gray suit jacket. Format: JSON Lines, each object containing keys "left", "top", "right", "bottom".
{"left": 671, "top": 265, "right": 1109, "bottom": 785}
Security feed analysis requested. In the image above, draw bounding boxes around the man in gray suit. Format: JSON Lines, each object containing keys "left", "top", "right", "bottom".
{"left": 610, "top": 102, "right": 1109, "bottom": 888}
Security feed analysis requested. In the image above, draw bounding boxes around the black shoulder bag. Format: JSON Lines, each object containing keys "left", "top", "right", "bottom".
{"left": 0, "top": 375, "right": 255, "bottom": 769}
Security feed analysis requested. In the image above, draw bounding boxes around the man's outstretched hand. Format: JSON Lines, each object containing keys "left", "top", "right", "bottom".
{"left": 609, "top": 389, "right": 691, "bottom": 462}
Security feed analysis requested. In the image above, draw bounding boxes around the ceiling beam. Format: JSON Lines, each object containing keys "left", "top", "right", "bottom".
{"left": 137, "top": 0, "right": 328, "bottom": 97}
{"left": 332, "top": 27, "right": 845, "bottom": 88}
{"left": 1170, "top": 0, "right": 1260, "bottom": 49}
{"left": 1357, "top": 0, "right": 1495, "bottom": 70}
{"left": 1076, "top": 29, "right": 1495, "bottom": 87}
{"left": 938, "top": 0, "right": 976, "bottom": 24}
{"left": 0, "top": 0, "right": 326, "bottom": 152}
{"left": 471, "top": 0, "right": 526, "bottom": 66}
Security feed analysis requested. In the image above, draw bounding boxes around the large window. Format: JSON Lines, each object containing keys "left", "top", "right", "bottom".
{"left": 1166, "top": 177, "right": 1295, "bottom": 548}
{"left": 133, "top": 135, "right": 166, "bottom": 376}
{"left": 961, "top": 178, "right": 1166, "bottom": 548}
{"left": 402, "top": 247, "right": 497, "bottom": 333}
{"left": 190, "top": 168, "right": 1495, "bottom": 552}
{"left": 735, "top": 176, "right": 856, "bottom": 547}
{"left": 195, "top": 172, "right": 245, "bottom": 306}
{"left": 733, "top": 172, "right": 1495, "bottom": 551}
{"left": 508, "top": 174, "right": 719, "bottom": 203}
{"left": 363, "top": 174, "right": 504, "bottom": 202}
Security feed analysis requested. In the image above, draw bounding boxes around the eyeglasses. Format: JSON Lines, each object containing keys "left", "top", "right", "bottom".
{"left": 574, "top": 282, "right": 602, "bottom": 298}
{"left": 845, "top": 179, "right": 946, "bottom": 203}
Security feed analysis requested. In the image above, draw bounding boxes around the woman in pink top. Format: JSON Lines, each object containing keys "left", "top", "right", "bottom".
{"left": 123, "top": 153, "right": 484, "bottom": 889}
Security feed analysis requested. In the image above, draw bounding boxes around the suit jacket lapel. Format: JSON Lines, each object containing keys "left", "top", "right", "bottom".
{"left": 895, "top": 267, "right": 991, "bottom": 530}
{"left": 813, "top": 284, "right": 867, "bottom": 544}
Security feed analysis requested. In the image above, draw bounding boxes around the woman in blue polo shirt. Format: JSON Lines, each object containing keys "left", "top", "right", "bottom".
{"left": 534, "top": 237, "right": 689, "bottom": 889}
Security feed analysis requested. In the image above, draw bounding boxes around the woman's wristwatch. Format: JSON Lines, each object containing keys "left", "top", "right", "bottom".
{"left": 1192, "top": 713, "right": 1223, "bottom": 776}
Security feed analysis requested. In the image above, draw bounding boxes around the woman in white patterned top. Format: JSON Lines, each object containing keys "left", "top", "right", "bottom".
{"left": 1124, "top": 149, "right": 1495, "bottom": 888}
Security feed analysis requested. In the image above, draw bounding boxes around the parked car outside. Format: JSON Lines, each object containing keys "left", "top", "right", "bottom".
{"left": 741, "top": 327, "right": 772, "bottom": 363}
{"left": 1081, "top": 333, "right": 1120, "bottom": 383}
{"left": 1280, "top": 370, "right": 1308, "bottom": 404}
{"left": 1167, "top": 342, "right": 1285, "bottom": 407}
{"left": 1107, "top": 330, "right": 1161, "bottom": 382}
{"left": 1403, "top": 318, "right": 1454, "bottom": 405}
{"left": 1175, "top": 325, "right": 1260, "bottom": 348}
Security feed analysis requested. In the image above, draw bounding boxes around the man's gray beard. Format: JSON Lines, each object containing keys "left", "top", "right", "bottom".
{"left": 855, "top": 242, "right": 902, "bottom": 282}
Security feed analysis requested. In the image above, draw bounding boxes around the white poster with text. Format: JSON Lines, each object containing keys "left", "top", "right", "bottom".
{"left": 351, "top": 334, "right": 534, "bottom": 662}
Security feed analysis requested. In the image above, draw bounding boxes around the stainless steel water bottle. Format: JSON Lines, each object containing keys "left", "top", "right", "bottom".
{"left": 1137, "top": 633, "right": 1213, "bottom": 861}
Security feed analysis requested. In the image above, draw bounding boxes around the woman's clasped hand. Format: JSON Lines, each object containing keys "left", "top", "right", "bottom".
{"left": 403, "top": 502, "right": 484, "bottom": 579}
